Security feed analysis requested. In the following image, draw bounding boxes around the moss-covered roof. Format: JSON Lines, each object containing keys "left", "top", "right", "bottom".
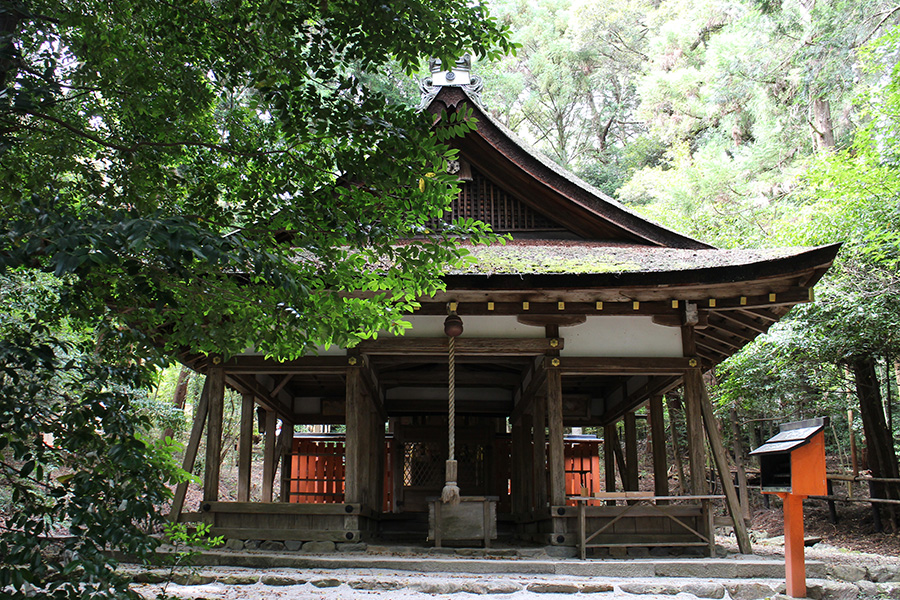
{"left": 451, "top": 241, "right": 816, "bottom": 276}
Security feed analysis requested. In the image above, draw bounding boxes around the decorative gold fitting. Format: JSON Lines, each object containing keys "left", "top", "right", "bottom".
{"left": 557, "top": 301, "right": 565, "bottom": 310}
{"left": 769, "top": 293, "right": 776, "bottom": 302}
{"left": 487, "top": 301, "right": 495, "bottom": 311}
{"left": 522, "top": 301, "right": 530, "bottom": 310}
{"left": 549, "top": 338, "right": 559, "bottom": 348}
{"left": 448, "top": 301, "right": 458, "bottom": 313}
{"left": 212, "top": 356, "right": 221, "bottom": 365}
{"left": 632, "top": 301, "right": 640, "bottom": 310}
{"left": 688, "top": 358, "right": 698, "bottom": 367}
{"left": 348, "top": 356, "right": 358, "bottom": 366}
{"left": 671, "top": 300, "right": 679, "bottom": 309}
{"left": 550, "top": 358, "right": 561, "bottom": 367}
{"left": 740, "top": 296, "right": 747, "bottom": 305}
{"left": 595, "top": 301, "right": 603, "bottom": 310}
{"left": 708, "top": 299, "right": 716, "bottom": 308}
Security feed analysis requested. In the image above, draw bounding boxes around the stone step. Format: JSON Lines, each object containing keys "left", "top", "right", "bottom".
{"left": 182, "top": 549, "right": 825, "bottom": 580}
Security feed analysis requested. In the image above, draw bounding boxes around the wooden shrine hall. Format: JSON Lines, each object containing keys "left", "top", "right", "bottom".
{"left": 171, "top": 58, "right": 839, "bottom": 555}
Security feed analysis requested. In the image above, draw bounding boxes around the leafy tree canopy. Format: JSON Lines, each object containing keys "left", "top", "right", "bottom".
{"left": 0, "top": 1, "right": 513, "bottom": 597}
{"left": 1, "top": 0, "right": 515, "bottom": 359}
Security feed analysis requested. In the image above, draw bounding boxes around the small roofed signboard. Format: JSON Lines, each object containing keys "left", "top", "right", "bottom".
{"left": 750, "top": 417, "right": 827, "bottom": 496}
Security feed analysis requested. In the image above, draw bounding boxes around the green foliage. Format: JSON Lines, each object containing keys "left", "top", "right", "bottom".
{"left": 155, "top": 522, "right": 223, "bottom": 599}
{"left": 0, "top": 1, "right": 513, "bottom": 597}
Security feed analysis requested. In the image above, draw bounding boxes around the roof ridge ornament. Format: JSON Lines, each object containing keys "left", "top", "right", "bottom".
{"left": 417, "top": 53, "right": 485, "bottom": 111}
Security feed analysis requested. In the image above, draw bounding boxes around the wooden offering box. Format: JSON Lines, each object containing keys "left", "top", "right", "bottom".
{"left": 750, "top": 418, "right": 827, "bottom": 497}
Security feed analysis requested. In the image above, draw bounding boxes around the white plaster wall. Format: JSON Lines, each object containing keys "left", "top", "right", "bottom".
{"left": 560, "top": 316, "right": 683, "bottom": 357}
{"left": 374, "top": 314, "right": 683, "bottom": 357}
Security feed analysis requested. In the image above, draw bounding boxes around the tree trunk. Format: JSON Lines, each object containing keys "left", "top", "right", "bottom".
{"left": 811, "top": 97, "right": 835, "bottom": 151}
{"left": 161, "top": 367, "right": 191, "bottom": 443}
{"left": 851, "top": 355, "right": 900, "bottom": 529}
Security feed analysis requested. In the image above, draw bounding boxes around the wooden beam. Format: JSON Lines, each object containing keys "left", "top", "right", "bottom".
{"left": 698, "top": 327, "right": 745, "bottom": 350}
{"left": 649, "top": 396, "right": 669, "bottom": 497}
{"left": 203, "top": 361, "right": 225, "bottom": 502}
{"left": 356, "top": 337, "right": 563, "bottom": 356}
{"left": 224, "top": 374, "right": 291, "bottom": 421}
{"left": 714, "top": 310, "right": 768, "bottom": 334}
{"left": 237, "top": 393, "right": 255, "bottom": 502}
{"left": 414, "top": 301, "right": 682, "bottom": 316}
{"left": 215, "top": 355, "right": 349, "bottom": 375}
{"left": 170, "top": 377, "right": 210, "bottom": 521}
{"left": 261, "top": 410, "right": 277, "bottom": 503}
{"left": 356, "top": 356, "right": 388, "bottom": 422}
{"left": 558, "top": 357, "right": 693, "bottom": 376}
{"left": 511, "top": 356, "right": 547, "bottom": 424}
{"left": 699, "top": 378, "right": 753, "bottom": 554}
{"left": 271, "top": 374, "right": 294, "bottom": 397}
{"left": 379, "top": 368, "right": 522, "bottom": 387}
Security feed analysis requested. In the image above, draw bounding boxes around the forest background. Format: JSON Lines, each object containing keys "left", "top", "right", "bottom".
{"left": 3, "top": 0, "right": 900, "bottom": 597}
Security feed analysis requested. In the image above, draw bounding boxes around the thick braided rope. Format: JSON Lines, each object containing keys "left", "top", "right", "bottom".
{"left": 448, "top": 335, "right": 455, "bottom": 461}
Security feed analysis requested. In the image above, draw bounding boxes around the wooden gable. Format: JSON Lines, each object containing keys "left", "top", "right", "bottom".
{"left": 427, "top": 86, "right": 711, "bottom": 249}
{"left": 438, "top": 164, "right": 570, "bottom": 236}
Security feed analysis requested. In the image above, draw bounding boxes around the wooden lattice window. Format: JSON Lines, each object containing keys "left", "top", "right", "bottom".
{"left": 434, "top": 168, "right": 565, "bottom": 232}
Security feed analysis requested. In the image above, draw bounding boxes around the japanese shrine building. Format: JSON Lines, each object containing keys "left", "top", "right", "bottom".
{"left": 173, "top": 60, "right": 839, "bottom": 555}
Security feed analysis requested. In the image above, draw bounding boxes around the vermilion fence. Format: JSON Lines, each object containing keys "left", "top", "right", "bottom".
{"left": 287, "top": 434, "right": 602, "bottom": 511}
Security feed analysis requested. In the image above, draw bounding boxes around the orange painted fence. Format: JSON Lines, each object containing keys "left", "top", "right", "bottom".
{"left": 286, "top": 435, "right": 601, "bottom": 511}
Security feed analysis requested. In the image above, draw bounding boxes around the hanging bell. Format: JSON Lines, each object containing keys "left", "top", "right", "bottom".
{"left": 443, "top": 313, "right": 464, "bottom": 337}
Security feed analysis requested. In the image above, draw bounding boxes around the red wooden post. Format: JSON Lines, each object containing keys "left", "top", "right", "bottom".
{"left": 780, "top": 493, "right": 806, "bottom": 598}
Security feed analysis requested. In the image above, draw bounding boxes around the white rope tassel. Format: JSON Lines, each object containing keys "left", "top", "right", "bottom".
{"left": 441, "top": 335, "right": 461, "bottom": 505}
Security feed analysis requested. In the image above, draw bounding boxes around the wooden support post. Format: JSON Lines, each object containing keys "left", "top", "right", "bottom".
{"left": 261, "top": 410, "right": 277, "bottom": 503}
{"left": 203, "top": 361, "right": 225, "bottom": 502}
{"left": 533, "top": 394, "right": 548, "bottom": 510}
{"left": 699, "top": 379, "right": 752, "bottom": 554}
{"left": 547, "top": 368, "right": 566, "bottom": 507}
{"left": 237, "top": 393, "right": 255, "bottom": 502}
{"left": 511, "top": 417, "right": 525, "bottom": 516}
{"left": 650, "top": 395, "right": 669, "bottom": 497}
{"left": 170, "top": 378, "right": 210, "bottom": 521}
{"left": 604, "top": 423, "right": 616, "bottom": 506}
{"left": 371, "top": 409, "right": 385, "bottom": 512}
{"left": 667, "top": 396, "right": 687, "bottom": 495}
{"left": 730, "top": 406, "right": 750, "bottom": 520}
{"left": 345, "top": 364, "right": 364, "bottom": 505}
{"left": 390, "top": 419, "right": 402, "bottom": 513}
{"left": 521, "top": 413, "right": 534, "bottom": 513}
{"left": 682, "top": 371, "right": 707, "bottom": 495}
{"left": 781, "top": 493, "right": 807, "bottom": 598}
{"left": 280, "top": 420, "right": 294, "bottom": 502}
{"left": 624, "top": 411, "right": 639, "bottom": 492}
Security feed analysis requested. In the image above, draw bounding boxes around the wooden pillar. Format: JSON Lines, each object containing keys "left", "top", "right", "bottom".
{"left": 521, "top": 413, "right": 535, "bottom": 513}
{"left": 280, "top": 420, "right": 294, "bottom": 502}
{"left": 667, "top": 396, "right": 687, "bottom": 495}
{"left": 682, "top": 326, "right": 707, "bottom": 495}
{"left": 261, "top": 410, "right": 277, "bottom": 502}
{"left": 603, "top": 423, "right": 616, "bottom": 493}
{"left": 699, "top": 379, "right": 752, "bottom": 554}
{"left": 370, "top": 409, "right": 385, "bottom": 512}
{"left": 389, "top": 419, "right": 402, "bottom": 513}
{"left": 511, "top": 417, "right": 526, "bottom": 516}
{"left": 649, "top": 396, "right": 669, "bottom": 497}
{"left": 547, "top": 367, "right": 565, "bottom": 507}
{"left": 730, "top": 406, "right": 750, "bottom": 520}
{"left": 203, "top": 360, "right": 225, "bottom": 502}
{"left": 532, "top": 394, "right": 548, "bottom": 510}
{"left": 683, "top": 369, "right": 708, "bottom": 495}
{"left": 624, "top": 411, "right": 639, "bottom": 492}
{"left": 237, "top": 393, "right": 255, "bottom": 502}
{"left": 170, "top": 378, "right": 210, "bottom": 521}
{"left": 345, "top": 364, "right": 364, "bottom": 505}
